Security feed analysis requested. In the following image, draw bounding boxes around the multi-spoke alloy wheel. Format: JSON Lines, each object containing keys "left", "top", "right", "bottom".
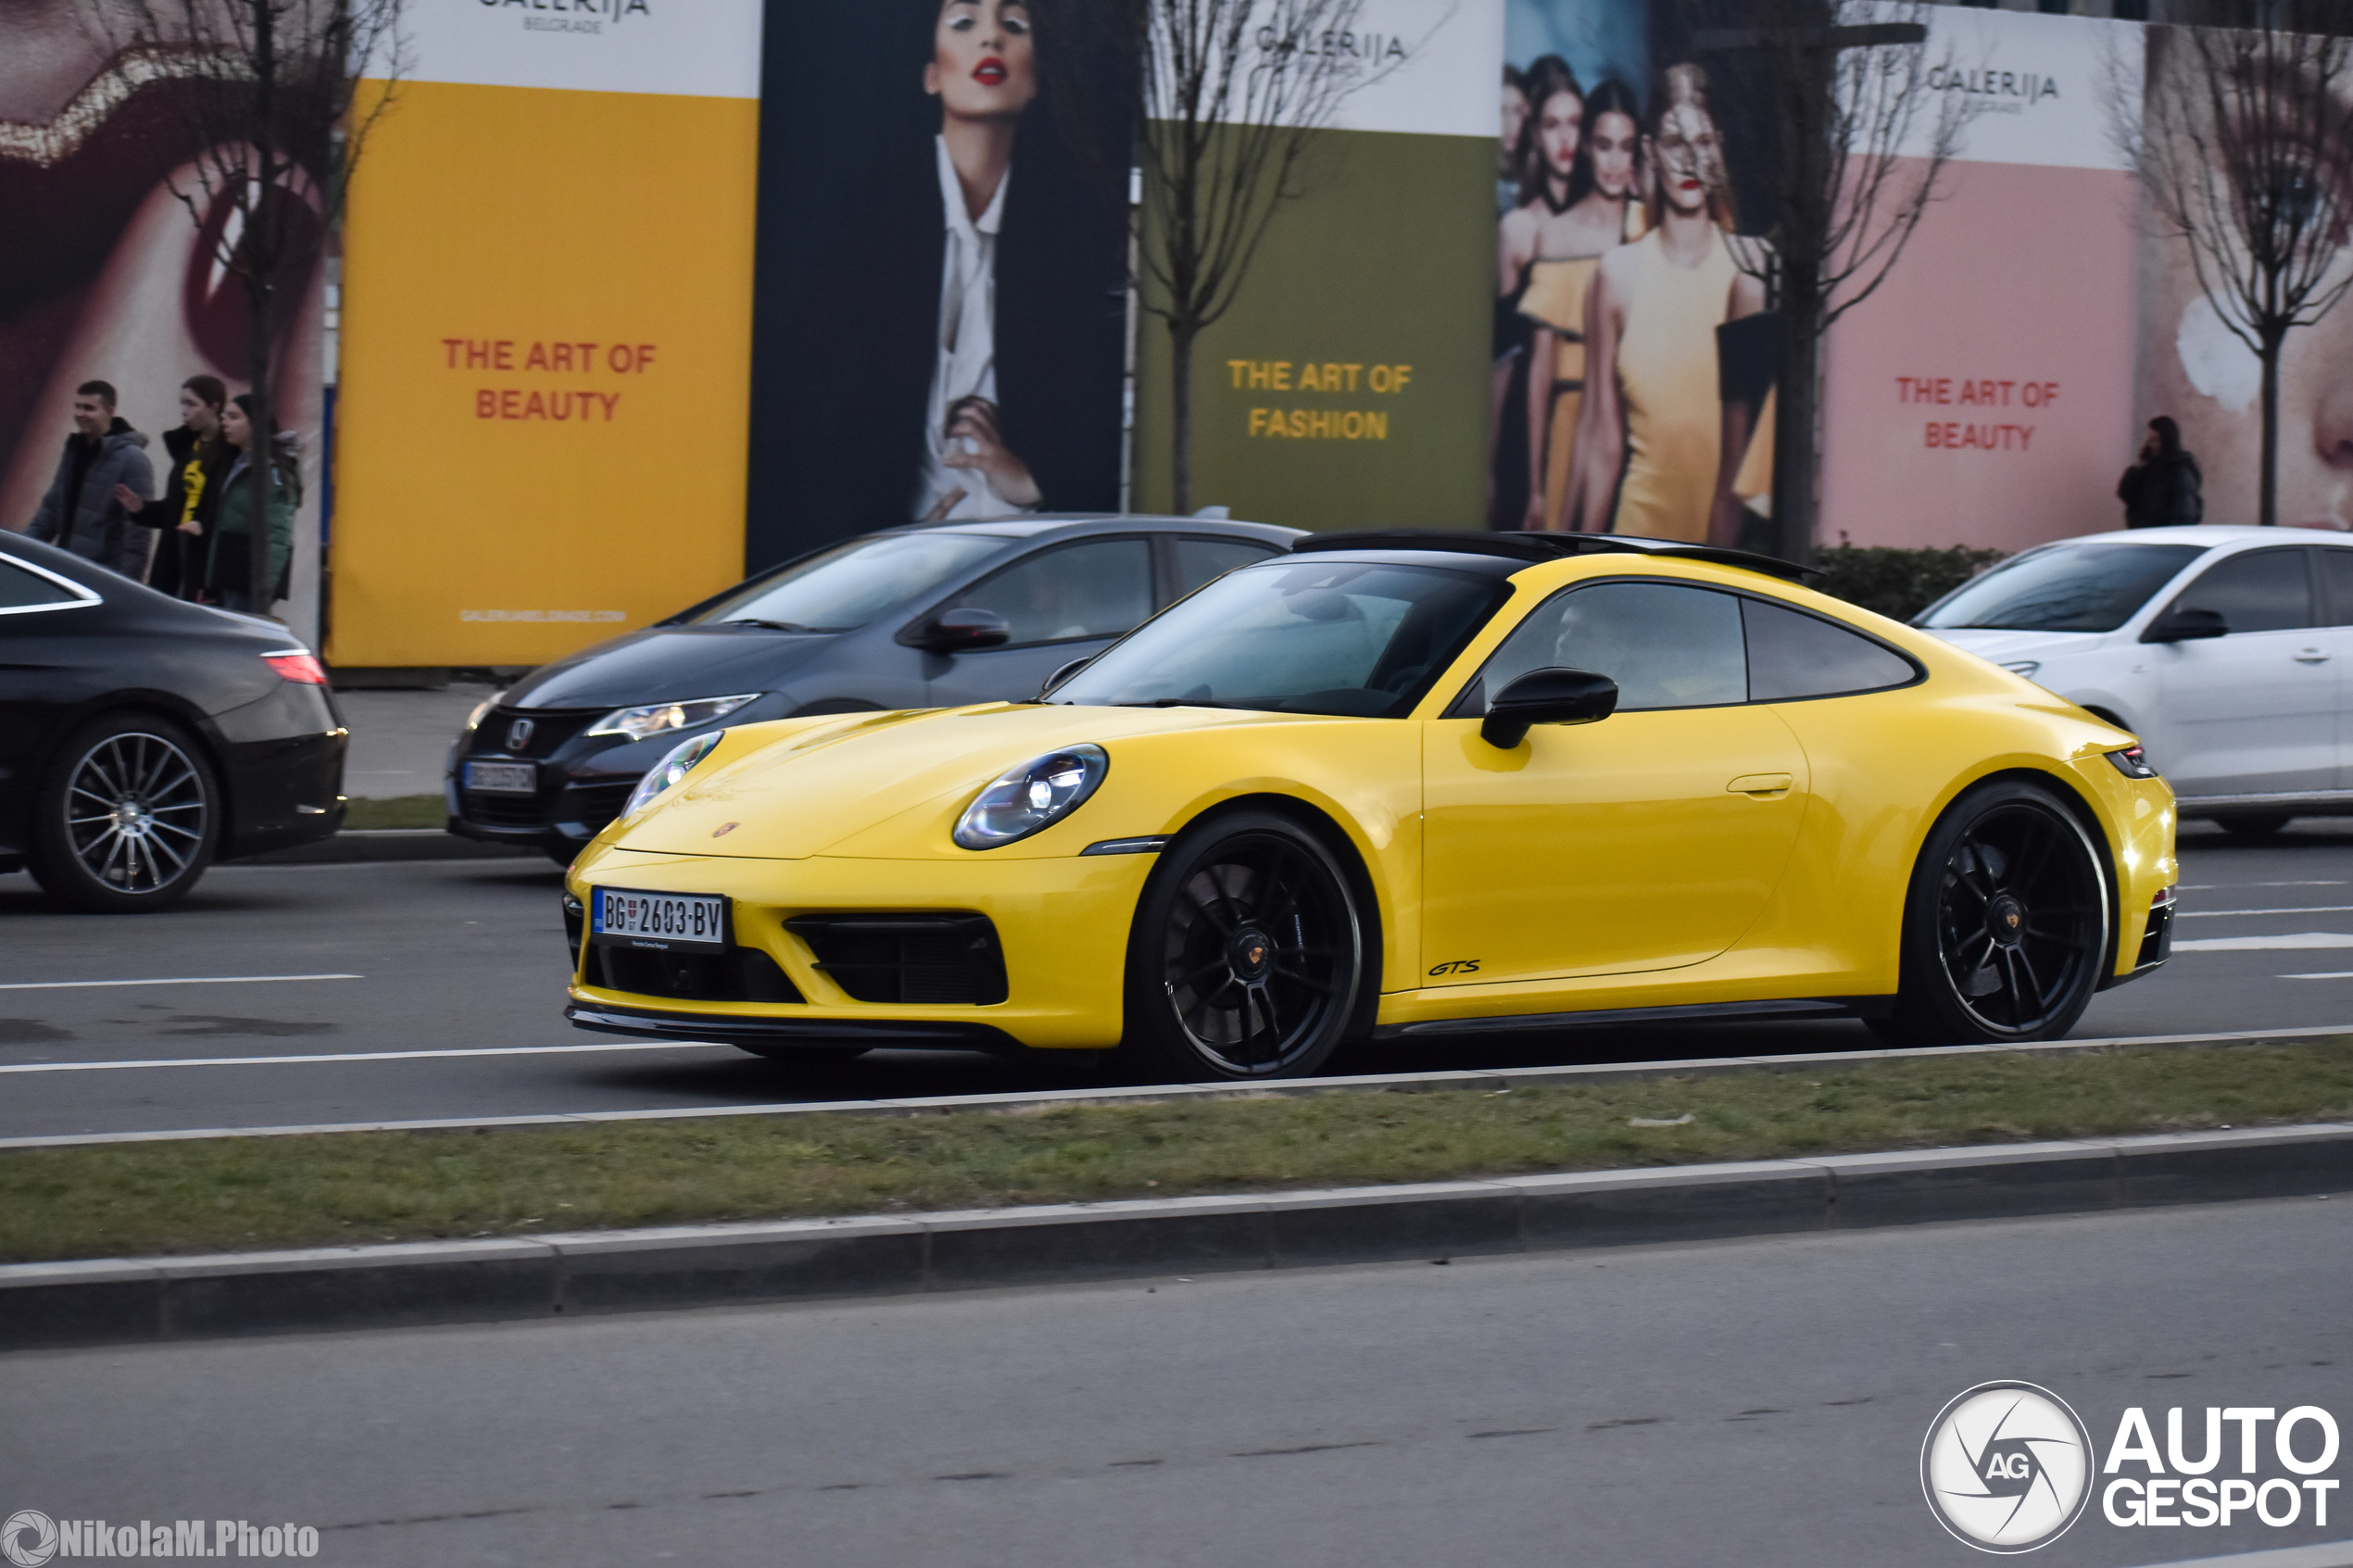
{"left": 30, "top": 716, "right": 219, "bottom": 912}
{"left": 1877, "top": 780, "right": 2109, "bottom": 1046}
{"left": 1124, "top": 811, "right": 1365, "bottom": 1081}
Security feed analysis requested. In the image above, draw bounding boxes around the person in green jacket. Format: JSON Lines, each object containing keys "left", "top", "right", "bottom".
{"left": 205, "top": 394, "right": 295, "bottom": 614}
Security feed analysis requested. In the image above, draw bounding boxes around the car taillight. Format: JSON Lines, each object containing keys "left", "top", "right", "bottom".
{"left": 262, "top": 649, "right": 328, "bottom": 685}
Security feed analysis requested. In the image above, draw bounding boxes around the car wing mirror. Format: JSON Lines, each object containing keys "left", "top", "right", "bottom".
{"left": 907, "top": 608, "right": 1012, "bottom": 654}
{"left": 2142, "top": 607, "right": 2228, "bottom": 644}
{"left": 1480, "top": 667, "right": 1618, "bottom": 750}
{"left": 1038, "top": 654, "right": 1095, "bottom": 700}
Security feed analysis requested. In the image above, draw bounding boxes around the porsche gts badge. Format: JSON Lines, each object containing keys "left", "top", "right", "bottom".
{"left": 1428, "top": 960, "right": 1481, "bottom": 976}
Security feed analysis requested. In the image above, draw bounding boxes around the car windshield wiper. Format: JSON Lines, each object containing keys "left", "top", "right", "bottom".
{"left": 1114, "top": 697, "right": 1249, "bottom": 709}
{"left": 713, "top": 618, "right": 829, "bottom": 633}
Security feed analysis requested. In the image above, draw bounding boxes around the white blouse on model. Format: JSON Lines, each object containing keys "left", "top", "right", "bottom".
{"left": 917, "top": 135, "right": 1030, "bottom": 521}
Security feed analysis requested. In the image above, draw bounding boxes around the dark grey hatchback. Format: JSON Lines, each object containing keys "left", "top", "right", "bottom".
{"left": 447, "top": 514, "right": 1299, "bottom": 861}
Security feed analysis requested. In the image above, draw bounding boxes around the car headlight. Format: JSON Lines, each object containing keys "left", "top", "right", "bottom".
{"left": 1999, "top": 660, "right": 2041, "bottom": 680}
{"left": 587, "top": 693, "right": 761, "bottom": 742}
{"left": 623, "top": 732, "right": 725, "bottom": 819}
{"left": 462, "top": 691, "right": 508, "bottom": 733}
{"left": 2104, "top": 744, "right": 2158, "bottom": 780}
{"left": 953, "top": 745, "right": 1108, "bottom": 849}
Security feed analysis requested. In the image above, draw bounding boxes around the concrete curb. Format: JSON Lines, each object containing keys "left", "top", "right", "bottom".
{"left": 231, "top": 829, "right": 539, "bottom": 865}
{"left": 4, "top": 1122, "right": 2345, "bottom": 1352}
{"left": 6, "top": 1022, "right": 2345, "bottom": 1151}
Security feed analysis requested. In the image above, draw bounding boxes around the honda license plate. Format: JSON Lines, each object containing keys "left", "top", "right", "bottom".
{"left": 590, "top": 887, "right": 728, "bottom": 951}
{"left": 463, "top": 760, "right": 536, "bottom": 795}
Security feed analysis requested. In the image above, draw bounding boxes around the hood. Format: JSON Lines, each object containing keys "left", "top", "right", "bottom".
{"left": 610, "top": 701, "right": 1263, "bottom": 860}
{"left": 507, "top": 624, "right": 840, "bottom": 709}
{"left": 1919, "top": 627, "right": 2112, "bottom": 666}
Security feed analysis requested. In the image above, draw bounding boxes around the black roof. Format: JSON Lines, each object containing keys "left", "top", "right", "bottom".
{"left": 1290, "top": 529, "right": 1822, "bottom": 584}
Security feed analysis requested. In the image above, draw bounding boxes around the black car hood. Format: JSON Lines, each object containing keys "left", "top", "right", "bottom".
{"left": 506, "top": 626, "right": 840, "bottom": 709}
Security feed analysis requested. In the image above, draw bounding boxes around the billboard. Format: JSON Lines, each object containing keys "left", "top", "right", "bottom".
{"left": 330, "top": 0, "right": 764, "bottom": 667}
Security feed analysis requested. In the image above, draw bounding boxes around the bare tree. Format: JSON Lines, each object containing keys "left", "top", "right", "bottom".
{"left": 1675, "top": 0, "right": 1969, "bottom": 565}
{"left": 2126, "top": 6, "right": 2353, "bottom": 528}
{"left": 82, "top": 0, "right": 407, "bottom": 610}
{"left": 1112, "top": 0, "right": 1396, "bottom": 514}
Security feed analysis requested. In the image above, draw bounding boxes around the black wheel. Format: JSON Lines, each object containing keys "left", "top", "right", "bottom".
{"left": 1876, "top": 780, "right": 2110, "bottom": 1047}
{"left": 1119, "top": 810, "right": 1366, "bottom": 1081}
{"left": 2211, "top": 812, "right": 2290, "bottom": 838}
{"left": 27, "top": 713, "right": 220, "bottom": 912}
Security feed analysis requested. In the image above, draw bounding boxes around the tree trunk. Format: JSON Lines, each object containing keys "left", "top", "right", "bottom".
{"left": 2259, "top": 330, "right": 2282, "bottom": 527}
{"left": 1769, "top": 283, "right": 1825, "bottom": 568}
{"left": 1169, "top": 316, "right": 1196, "bottom": 516}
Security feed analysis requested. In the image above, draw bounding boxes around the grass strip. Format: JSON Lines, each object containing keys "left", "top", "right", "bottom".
{"left": 340, "top": 795, "right": 447, "bottom": 830}
{"left": 6, "top": 1037, "right": 2350, "bottom": 1266}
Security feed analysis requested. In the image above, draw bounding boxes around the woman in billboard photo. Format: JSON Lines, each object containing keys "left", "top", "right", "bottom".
{"left": 757, "top": 0, "right": 1126, "bottom": 548}
{"left": 1563, "top": 62, "right": 1765, "bottom": 542}
{"left": 1496, "top": 66, "right": 1643, "bottom": 532}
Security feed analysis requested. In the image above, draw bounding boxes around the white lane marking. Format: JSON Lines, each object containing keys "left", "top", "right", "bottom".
{"left": 0, "top": 973, "right": 362, "bottom": 992}
{"left": 2176, "top": 882, "right": 2347, "bottom": 891}
{"left": 2180, "top": 906, "right": 2353, "bottom": 919}
{"left": 0, "top": 1041, "right": 730, "bottom": 1073}
{"left": 2175, "top": 933, "right": 2353, "bottom": 952}
{"left": 2284, "top": 972, "right": 2353, "bottom": 980}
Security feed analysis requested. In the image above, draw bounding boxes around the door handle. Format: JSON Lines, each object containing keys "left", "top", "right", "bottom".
{"left": 2294, "top": 648, "right": 2331, "bottom": 663}
{"left": 1726, "top": 772, "right": 1793, "bottom": 797}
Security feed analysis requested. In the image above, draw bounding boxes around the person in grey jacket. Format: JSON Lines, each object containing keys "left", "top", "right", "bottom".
{"left": 26, "top": 381, "right": 155, "bottom": 578}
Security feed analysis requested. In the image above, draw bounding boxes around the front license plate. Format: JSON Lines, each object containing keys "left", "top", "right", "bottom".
{"left": 463, "top": 760, "right": 536, "bottom": 795}
{"left": 590, "top": 887, "right": 729, "bottom": 951}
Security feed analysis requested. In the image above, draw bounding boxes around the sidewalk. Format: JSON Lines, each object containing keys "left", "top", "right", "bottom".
{"left": 334, "top": 681, "right": 501, "bottom": 800}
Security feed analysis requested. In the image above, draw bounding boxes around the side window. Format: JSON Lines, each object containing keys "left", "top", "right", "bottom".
{"left": 1743, "top": 599, "right": 1916, "bottom": 700}
{"left": 2170, "top": 548, "right": 2316, "bottom": 634}
{"left": 1170, "top": 536, "right": 1278, "bottom": 600}
{"left": 944, "top": 538, "right": 1153, "bottom": 646}
{"left": 0, "top": 558, "right": 80, "bottom": 611}
{"left": 1470, "top": 581, "right": 1746, "bottom": 712}
{"left": 2319, "top": 548, "right": 2353, "bottom": 627}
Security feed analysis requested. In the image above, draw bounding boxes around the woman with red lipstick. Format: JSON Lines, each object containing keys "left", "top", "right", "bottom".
{"left": 1564, "top": 63, "right": 1761, "bottom": 543}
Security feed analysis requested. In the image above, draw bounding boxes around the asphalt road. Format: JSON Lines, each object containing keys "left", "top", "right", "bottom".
{"left": 2, "top": 820, "right": 2350, "bottom": 1140}
{"left": 5, "top": 1196, "right": 2347, "bottom": 1567}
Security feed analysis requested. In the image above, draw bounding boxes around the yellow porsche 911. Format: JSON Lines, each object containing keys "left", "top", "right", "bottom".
{"left": 562, "top": 532, "right": 2177, "bottom": 1081}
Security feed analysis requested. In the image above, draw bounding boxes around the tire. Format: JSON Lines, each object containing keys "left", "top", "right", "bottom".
{"left": 1875, "top": 779, "right": 2111, "bottom": 1047}
{"left": 27, "top": 713, "right": 221, "bottom": 913}
{"left": 2211, "top": 812, "right": 2290, "bottom": 838}
{"left": 1118, "top": 809, "right": 1366, "bottom": 1082}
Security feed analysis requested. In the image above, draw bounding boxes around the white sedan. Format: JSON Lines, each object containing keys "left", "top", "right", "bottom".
{"left": 1918, "top": 525, "right": 2353, "bottom": 836}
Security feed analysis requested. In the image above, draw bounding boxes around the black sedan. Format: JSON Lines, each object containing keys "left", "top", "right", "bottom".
{"left": 448, "top": 514, "right": 1298, "bottom": 862}
{"left": 0, "top": 531, "right": 346, "bottom": 910}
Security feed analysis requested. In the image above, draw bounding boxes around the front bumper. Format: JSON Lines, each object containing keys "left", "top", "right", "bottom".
{"left": 564, "top": 847, "right": 1157, "bottom": 1050}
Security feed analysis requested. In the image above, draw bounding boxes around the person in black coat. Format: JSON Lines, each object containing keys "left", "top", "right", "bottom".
{"left": 120, "top": 375, "right": 229, "bottom": 597}
{"left": 2118, "top": 415, "right": 2204, "bottom": 528}
{"left": 754, "top": 0, "right": 1127, "bottom": 551}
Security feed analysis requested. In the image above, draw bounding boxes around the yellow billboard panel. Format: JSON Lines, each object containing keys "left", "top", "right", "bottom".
{"left": 332, "top": 67, "right": 757, "bottom": 666}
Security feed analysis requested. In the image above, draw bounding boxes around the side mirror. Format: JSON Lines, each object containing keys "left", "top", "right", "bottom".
{"left": 1038, "top": 654, "right": 1095, "bottom": 699}
{"left": 1481, "top": 667, "right": 1618, "bottom": 750}
{"left": 2142, "top": 607, "right": 2228, "bottom": 644}
{"left": 908, "top": 608, "right": 1012, "bottom": 654}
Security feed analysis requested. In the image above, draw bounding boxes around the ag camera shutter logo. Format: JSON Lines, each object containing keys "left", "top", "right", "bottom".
{"left": 2, "top": 1511, "right": 57, "bottom": 1568}
{"left": 1922, "top": 1381, "right": 2095, "bottom": 1552}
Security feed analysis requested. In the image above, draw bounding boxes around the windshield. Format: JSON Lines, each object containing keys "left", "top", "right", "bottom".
{"left": 1051, "top": 559, "right": 1502, "bottom": 717}
{"left": 682, "top": 532, "right": 1009, "bottom": 632}
{"left": 1917, "top": 543, "right": 2208, "bottom": 633}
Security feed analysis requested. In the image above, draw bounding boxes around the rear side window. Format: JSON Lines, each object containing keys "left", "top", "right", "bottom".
{"left": 943, "top": 537, "right": 1153, "bottom": 646}
{"left": 1477, "top": 581, "right": 1747, "bottom": 711}
{"left": 2317, "top": 547, "right": 2353, "bottom": 626}
{"left": 0, "top": 557, "right": 82, "bottom": 611}
{"left": 2169, "top": 547, "right": 2316, "bottom": 634}
{"left": 1170, "top": 536, "right": 1278, "bottom": 599}
{"left": 1743, "top": 599, "right": 1916, "bottom": 700}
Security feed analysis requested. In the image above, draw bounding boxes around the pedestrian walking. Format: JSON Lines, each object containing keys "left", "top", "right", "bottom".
{"left": 2117, "top": 415, "right": 2204, "bottom": 528}
{"left": 24, "top": 381, "right": 155, "bottom": 579}
{"left": 120, "top": 375, "right": 229, "bottom": 598}
{"left": 203, "top": 395, "right": 294, "bottom": 615}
